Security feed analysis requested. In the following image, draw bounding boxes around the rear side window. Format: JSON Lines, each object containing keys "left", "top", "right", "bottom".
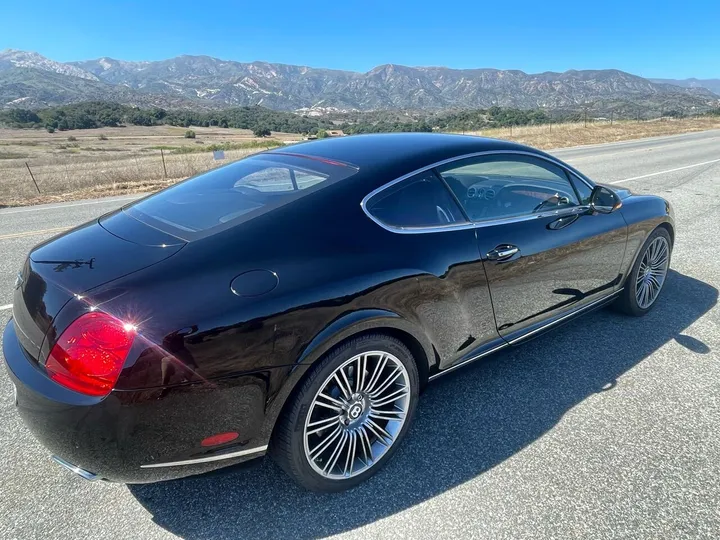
{"left": 124, "top": 153, "right": 358, "bottom": 240}
{"left": 365, "top": 171, "right": 467, "bottom": 230}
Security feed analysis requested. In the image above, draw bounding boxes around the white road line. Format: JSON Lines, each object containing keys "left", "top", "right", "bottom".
{"left": 0, "top": 304, "right": 12, "bottom": 311}
{"left": 609, "top": 158, "right": 720, "bottom": 184}
{"left": 0, "top": 196, "right": 142, "bottom": 216}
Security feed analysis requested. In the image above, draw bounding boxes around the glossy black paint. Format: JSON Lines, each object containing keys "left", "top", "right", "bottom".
{"left": 2, "top": 133, "right": 674, "bottom": 483}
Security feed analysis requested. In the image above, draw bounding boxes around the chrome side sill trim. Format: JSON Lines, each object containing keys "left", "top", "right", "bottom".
{"left": 429, "top": 289, "right": 622, "bottom": 381}
{"left": 140, "top": 445, "right": 269, "bottom": 468}
{"left": 52, "top": 455, "right": 99, "bottom": 481}
{"left": 506, "top": 290, "right": 622, "bottom": 345}
{"left": 428, "top": 342, "right": 509, "bottom": 381}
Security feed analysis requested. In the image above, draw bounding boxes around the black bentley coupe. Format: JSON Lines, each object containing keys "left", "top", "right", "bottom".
{"left": 3, "top": 133, "right": 674, "bottom": 492}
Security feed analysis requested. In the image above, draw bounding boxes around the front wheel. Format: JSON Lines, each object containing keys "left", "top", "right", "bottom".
{"left": 616, "top": 227, "right": 672, "bottom": 316}
{"left": 271, "top": 334, "right": 419, "bottom": 492}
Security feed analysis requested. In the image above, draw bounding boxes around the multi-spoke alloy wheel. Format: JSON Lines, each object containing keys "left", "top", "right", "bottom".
{"left": 303, "top": 351, "right": 411, "bottom": 479}
{"left": 635, "top": 236, "right": 669, "bottom": 309}
{"left": 616, "top": 227, "right": 672, "bottom": 316}
{"left": 271, "top": 334, "right": 419, "bottom": 492}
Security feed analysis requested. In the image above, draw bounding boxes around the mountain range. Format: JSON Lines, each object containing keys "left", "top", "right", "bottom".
{"left": 650, "top": 78, "right": 720, "bottom": 96}
{"left": 1, "top": 49, "right": 718, "bottom": 114}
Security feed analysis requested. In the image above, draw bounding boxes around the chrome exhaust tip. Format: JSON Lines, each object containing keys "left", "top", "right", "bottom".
{"left": 51, "top": 456, "right": 99, "bottom": 481}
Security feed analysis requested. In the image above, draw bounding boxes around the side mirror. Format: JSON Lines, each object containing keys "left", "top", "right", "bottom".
{"left": 589, "top": 185, "right": 622, "bottom": 214}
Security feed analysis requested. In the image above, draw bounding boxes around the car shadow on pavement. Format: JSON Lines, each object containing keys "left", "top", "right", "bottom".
{"left": 129, "top": 270, "right": 717, "bottom": 539}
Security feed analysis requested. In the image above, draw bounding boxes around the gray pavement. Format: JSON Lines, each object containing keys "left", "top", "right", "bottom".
{"left": 1, "top": 130, "right": 720, "bottom": 539}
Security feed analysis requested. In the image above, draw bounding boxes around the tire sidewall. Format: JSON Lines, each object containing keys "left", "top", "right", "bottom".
{"left": 283, "top": 335, "right": 419, "bottom": 492}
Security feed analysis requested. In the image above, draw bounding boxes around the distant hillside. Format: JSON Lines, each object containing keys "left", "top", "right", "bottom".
{"left": 1, "top": 49, "right": 718, "bottom": 114}
{"left": 651, "top": 78, "right": 720, "bottom": 96}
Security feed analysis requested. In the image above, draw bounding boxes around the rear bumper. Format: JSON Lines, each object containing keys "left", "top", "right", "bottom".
{"left": 2, "top": 319, "right": 271, "bottom": 483}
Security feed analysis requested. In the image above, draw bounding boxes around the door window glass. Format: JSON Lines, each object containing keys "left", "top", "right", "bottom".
{"left": 568, "top": 172, "right": 594, "bottom": 205}
{"left": 437, "top": 155, "right": 579, "bottom": 222}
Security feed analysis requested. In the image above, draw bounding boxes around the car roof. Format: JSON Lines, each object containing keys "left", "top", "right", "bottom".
{"left": 266, "top": 133, "right": 539, "bottom": 173}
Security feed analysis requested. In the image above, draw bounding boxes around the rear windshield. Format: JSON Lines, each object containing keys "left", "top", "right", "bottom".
{"left": 124, "top": 153, "right": 359, "bottom": 240}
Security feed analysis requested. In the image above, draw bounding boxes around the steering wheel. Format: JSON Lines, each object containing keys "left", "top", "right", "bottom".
{"left": 532, "top": 198, "right": 556, "bottom": 213}
{"left": 532, "top": 194, "right": 570, "bottom": 213}
{"left": 436, "top": 205, "right": 451, "bottom": 223}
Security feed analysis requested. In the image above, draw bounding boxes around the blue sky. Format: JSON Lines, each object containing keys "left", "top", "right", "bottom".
{"left": 3, "top": 0, "right": 718, "bottom": 79}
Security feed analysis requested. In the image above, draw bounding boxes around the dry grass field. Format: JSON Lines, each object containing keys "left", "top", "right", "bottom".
{"left": 1, "top": 117, "right": 719, "bottom": 207}
{"left": 458, "top": 116, "right": 720, "bottom": 149}
{"left": 0, "top": 125, "right": 302, "bottom": 207}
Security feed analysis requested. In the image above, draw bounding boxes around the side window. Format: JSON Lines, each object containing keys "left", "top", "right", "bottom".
{"left": 568, "top": 172, "right": 593, "bottom": 205}
{"left": 366, "top": 171, "right": 466, "bottom": 230}
{"left": 437, "top": 155, "right": 580, "bottom": 222}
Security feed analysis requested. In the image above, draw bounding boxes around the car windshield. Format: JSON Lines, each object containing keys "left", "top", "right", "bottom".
{"left": 123, "top": 153, "right": 358, "bottom": 240}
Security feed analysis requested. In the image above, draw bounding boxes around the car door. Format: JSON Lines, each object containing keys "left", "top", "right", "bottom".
{"left": 436, "top": 152, "right": 627, "bottom": 342}
{"left": 363, "top": 169, "right": 502, "bottom": 368}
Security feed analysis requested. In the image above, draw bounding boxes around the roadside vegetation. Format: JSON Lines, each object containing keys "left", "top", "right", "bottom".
{"left": 0, "top": 124, "right": 299, "bottom": 208}
{"left": 461, "top": 116, "right": 720, "bottom": 149}
{"left": 149, "top": 139, "right": 282, "bottom": 154}
{"left": 1, "top": 103, "right": 719, "bottom": 208}
{"left": 5, "top": 101, "right": 715, "bottom": 137}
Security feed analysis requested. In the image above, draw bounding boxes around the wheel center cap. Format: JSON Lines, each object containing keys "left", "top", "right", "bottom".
{"left": 349, "top": 403, "right": 363, "bottom": 420}
{"left": 345, "top": 394, "right": 367, "bottom": 425}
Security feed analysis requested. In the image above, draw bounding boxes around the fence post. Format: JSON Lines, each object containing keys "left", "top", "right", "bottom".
{"left": 160, "top": 149, "right": 168, "bottom": 178}
{"left": 25, "top": 162, "right": 40, "bottom": 194}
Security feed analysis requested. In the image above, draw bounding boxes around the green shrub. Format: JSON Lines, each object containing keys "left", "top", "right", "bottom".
{"left": 184, "top": 130, "right": 196, "bottom": 139}
{"left": 170, "top": 139, "right": 283, "bottom": 154}
{"left": 67, "top": 135, "right": 78, "bottom": 142}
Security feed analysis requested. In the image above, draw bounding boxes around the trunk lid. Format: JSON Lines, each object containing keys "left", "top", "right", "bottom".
{"left": 12, "top": 213, "right": 185, "bottom": 362}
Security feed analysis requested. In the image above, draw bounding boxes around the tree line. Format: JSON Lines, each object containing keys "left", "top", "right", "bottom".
{"left": 0, "top": 102, "right": 555, "bottom": 134}
{"left": 2, "top": 101, "right": 714, "bottom": 136}
{"left": 0, "top": 102, "right": 332, "bottom": 134}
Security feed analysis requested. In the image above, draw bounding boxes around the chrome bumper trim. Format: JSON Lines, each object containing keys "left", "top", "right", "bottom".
{"left": 140, "top": 445, "right": 269, "bottom": 468}
{"left": 51, "top": 455, "right": 99, "bottom": 481}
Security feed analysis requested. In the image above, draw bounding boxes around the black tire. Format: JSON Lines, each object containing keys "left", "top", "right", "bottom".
{"left": 615, "top": 227, "right": 672, "bottom": 316}
{"left": 270, "top": 333, "right": 420, "bottom": 492}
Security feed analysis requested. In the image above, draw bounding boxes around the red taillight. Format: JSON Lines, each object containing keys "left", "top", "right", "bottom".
{"left": 45, "top": 312, "right": 136, "bottom": 397}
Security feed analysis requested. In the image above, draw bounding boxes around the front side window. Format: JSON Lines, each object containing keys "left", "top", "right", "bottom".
{"left": 568, "top": 172, "right": 594, "bottom": 205}
{"left": 437, "top": 154, "right": 579, "bottom": 222}
{"left": 124, "top": 153, "right": 358, "bottom": 240}
{"left": 365, "top": 171, "right": 466, "bottom": 230}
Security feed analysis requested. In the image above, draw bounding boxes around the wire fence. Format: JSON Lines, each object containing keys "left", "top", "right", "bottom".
{"left": 0, "top": 147, "right": 263, "bottom": 202}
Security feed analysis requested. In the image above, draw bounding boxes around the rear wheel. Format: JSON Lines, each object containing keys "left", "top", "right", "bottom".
{"left": 271, "top": 334, "right": 419, "bottom": 492}
{"left": 616, "top": 227, "right": 672, "bottom": 316}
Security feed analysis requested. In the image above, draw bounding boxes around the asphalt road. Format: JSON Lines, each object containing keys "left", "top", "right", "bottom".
{"left": 1, "top": 130, "right": 720, "bottom": 539}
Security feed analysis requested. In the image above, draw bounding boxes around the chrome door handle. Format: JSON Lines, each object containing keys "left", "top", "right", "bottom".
{"left": 487, "top": 245, "right": 519, "bottom": 261}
